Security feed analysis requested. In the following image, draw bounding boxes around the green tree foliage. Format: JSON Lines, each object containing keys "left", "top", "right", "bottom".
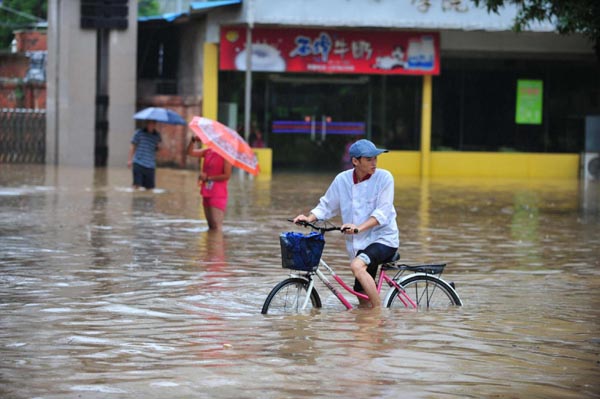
{"left": 472, "top": 0, "right": 600, "bottom": 56}
{"left": 0, "top": 0, "right": 46, "bottom": 49}
{"left": 138, "top": 0, "right": 160, "bottom": 17}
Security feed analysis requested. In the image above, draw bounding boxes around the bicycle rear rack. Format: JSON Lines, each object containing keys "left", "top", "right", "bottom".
{"left": 382, "top": 263, "right": 446, "bottom": 275}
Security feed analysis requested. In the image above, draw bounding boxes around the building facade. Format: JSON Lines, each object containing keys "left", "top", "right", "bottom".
{"left": 142, "top": 0, "right": 599, "bottom": 178}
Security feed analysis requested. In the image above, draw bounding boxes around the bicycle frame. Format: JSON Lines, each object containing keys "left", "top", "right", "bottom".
{"left": 273, "top": 220, "right": 460, "bottom": 312}
{"left": 291, "top": 258, "right": 418, "bottom": 311}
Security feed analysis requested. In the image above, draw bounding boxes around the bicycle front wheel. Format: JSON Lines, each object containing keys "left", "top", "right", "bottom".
{"left": 385, "top": 274, "right": 462, "bottom": 310}
{"left": 261, "top": 278, "right": 321, "bottom": 315}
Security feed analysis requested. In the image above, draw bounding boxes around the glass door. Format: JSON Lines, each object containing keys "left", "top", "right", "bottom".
{"left": 267, "top": 75, "right": 370, "bottom": 172}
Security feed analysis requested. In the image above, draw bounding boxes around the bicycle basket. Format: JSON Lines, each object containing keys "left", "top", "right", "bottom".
{"left": 280, "top": 231, "right": 325, "bottom": 271}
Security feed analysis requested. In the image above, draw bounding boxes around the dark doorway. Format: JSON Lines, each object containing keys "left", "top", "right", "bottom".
{"left": 267, "top": 75, "right": 370, "bottom": 171}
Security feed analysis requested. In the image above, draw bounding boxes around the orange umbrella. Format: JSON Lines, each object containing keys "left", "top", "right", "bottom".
{"left": 188, "top": 116, "right": 260, "bottom": 176}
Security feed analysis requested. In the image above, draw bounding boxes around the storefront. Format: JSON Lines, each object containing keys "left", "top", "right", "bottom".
{"left": 217, "top": 26, "right": 436, "bottom": 171}
{"left": 139, "top": 0, "right": 599, "bottom": 178}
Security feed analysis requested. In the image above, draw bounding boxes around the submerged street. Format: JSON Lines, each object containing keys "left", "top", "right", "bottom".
{"left": 1, "top": 164, "right": 599, "bottom": 398}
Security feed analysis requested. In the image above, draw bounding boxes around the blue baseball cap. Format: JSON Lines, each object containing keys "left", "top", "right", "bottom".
{"left": 349, "top": 139, "right": 388, "bottom": 158}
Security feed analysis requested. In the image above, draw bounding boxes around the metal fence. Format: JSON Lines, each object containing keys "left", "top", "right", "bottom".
{"left": 0, "top": 108, "right": 46, "bottom": 163}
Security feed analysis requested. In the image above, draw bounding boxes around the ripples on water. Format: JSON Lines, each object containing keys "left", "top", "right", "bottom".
{"left": 1, "top": 165, "right": 599, "bottom": 398}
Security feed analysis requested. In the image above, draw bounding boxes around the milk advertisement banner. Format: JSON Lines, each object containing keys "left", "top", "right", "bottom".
{"left": 220, "top": 27, "right": 440, "bottom": 75}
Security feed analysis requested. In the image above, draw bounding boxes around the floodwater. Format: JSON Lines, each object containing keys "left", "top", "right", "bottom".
{"left": 1, "top": 164, "right": 599, "bottom": 399}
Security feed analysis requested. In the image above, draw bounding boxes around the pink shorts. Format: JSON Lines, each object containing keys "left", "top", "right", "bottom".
{"left": 203, "top": 196, "right": 227, "bottom": 211}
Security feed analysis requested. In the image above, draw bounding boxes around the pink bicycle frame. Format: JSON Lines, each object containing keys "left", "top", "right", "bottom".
{"left": 313, "top": 262, "right": 418, "bottom": 310}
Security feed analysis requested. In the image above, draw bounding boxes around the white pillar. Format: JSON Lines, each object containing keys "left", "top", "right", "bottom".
{"left": 46, "top": 0, "right": 137, "bottom": 167}
{"left": 107, "top": 6, "right": 138, "bottom": 167}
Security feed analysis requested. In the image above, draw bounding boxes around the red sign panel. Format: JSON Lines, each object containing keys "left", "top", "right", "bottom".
{"left": 220, "top": 27, "right": 440, "bottom": 75}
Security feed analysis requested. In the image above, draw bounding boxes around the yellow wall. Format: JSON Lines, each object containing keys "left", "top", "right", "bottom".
{"left": 254, "top": 148, "right": 272, "bottom": 180}
{"left": 378, "top": 151, "right": 421, "bottom": 176}
{"left": 202, "top": 43, "right": 219, "bottom": 120}
{"left": 420, "top": 75, "right": 432, "bottom": 177}
{"left": 254, "top": 150, "right": 578, "bottom": 179}
{"left": 380, "top": 151, "right": 580, "bottom": 179}
{"left": 432, "top": 152, "right": 579, "bottom": 179}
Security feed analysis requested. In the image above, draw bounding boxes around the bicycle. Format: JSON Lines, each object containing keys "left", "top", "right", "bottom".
{"left": 261, "top": 220, "right": 462, "bottom": 314}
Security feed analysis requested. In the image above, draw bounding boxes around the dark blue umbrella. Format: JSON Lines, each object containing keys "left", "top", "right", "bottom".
{"left": 133, "top": 107, "right": 186, "bottom": 125}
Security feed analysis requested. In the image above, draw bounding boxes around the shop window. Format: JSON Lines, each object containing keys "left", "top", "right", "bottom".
{"left": 372, "top": 75, "right": 420, "bottom": 151}
{"left": 432, "top": 58, "right": 599, "bottom": 153}
{"left": 137, "top": 25, "right": 179, "bottom": 94}
{"left": 218, "top": 70, "right": 422, "bottom": 170}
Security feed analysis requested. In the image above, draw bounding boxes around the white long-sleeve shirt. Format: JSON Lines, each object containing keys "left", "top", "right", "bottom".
{"left": 310, "top": 169, "right": 399, "bottom": 260}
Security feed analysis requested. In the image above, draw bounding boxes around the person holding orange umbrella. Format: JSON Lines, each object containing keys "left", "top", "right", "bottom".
{"left": 188, "top": 116, "right": 259, "bottom": 176}
{"left": 187, "top": 136, "right": 232, "bottom": 231}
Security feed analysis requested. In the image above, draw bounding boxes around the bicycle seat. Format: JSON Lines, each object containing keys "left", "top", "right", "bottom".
{"left": 383, "top": 252, "right": 400, "bottom": 263}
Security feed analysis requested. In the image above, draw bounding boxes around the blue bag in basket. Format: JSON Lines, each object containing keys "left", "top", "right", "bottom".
{"left": 280, "top": 231, "right": 325, "bottom": 271}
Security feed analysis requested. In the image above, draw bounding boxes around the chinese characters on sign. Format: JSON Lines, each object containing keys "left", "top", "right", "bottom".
{"left": 289, "top": 33, "right": 333, "bottom": 62}
{"left": 220, "top": 27, "right": 440, "bottom": 75}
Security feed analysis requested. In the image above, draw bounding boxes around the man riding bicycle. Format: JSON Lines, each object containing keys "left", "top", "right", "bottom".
{"left": 293, "top": 139, "right": 399, "bottom": 308}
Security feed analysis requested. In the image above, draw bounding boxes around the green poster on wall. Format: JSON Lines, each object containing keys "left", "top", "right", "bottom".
{"left": 515, "top": 80, "right": 543, "bottom": 124}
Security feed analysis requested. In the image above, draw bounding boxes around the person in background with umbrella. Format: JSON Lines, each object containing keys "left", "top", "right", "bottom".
{"left": 129, "top": 107, "right": 187, "bottom": 190}
{"left": 187, "top": 135, "right": 232, "bottom": 231}
{"left": 128, "top": 119, "right": 162, "bottom": 190}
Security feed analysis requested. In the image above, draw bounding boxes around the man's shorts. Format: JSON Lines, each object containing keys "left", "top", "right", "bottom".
{"left": 133, "top": 163, "right": 156, "bottom": 189}
{"left": 203, "top": 196, "right": 227, "bottom": 211}
{"left": 353, "top": 242, "right": 398, "bottom": 293}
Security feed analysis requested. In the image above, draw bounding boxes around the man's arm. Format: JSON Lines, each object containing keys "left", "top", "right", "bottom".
{"left": 370, "top": 173, "right": 396, "bottom": 226}
{"left": 187, "top": 138, "right": 208, "bottom": 158}
{"left": 342, "top": 216, "right": 378, "bottom": 235}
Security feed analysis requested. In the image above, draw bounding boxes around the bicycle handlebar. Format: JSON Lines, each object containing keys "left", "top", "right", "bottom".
{"left": 287, "top": 219, "right": 359, "bottom": 234}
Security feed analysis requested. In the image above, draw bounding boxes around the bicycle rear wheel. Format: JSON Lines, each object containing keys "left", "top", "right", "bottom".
{"left": 385, "top": 274, "right": 462, "bottom": 310}
{"left": 261, "top": 278, "right": 322, "bottom": 315}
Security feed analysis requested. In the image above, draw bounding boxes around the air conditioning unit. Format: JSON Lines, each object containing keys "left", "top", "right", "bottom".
{"left": 582, "top": 152, "right": 600, "bottom": 180}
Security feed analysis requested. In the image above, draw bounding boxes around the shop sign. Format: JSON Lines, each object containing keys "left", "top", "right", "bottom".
{"left": 272, "top": 120, "right": 365, "bottom": 136}
{"left": 220, "top": 26, "right": 440, "bottom": 75}
{"left": 515, "top": 80, "right": 543, "bottom": 125}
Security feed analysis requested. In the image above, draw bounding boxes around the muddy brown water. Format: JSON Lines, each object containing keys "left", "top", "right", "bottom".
{"left": 1, "top": 164, "right": 599, "bottom": 398}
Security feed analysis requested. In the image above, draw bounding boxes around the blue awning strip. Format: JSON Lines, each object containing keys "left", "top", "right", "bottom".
{"left": 138, "top": 12, "right": 185, "bottom": 23}
{"left": 190, "top": 0, "right": 242, "bottom": 11}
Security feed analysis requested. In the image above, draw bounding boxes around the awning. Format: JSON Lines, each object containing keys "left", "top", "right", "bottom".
{"left": 190, "top": 0, "right": 242, "bottom": 12}
{"left": 138, "top": 12, "right": 186, "bottom": 23}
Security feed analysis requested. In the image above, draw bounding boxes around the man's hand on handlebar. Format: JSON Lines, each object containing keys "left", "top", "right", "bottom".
{"left": 293, "top": 214, "right": 312, "bottom": 225}
{"left": 289, "top": 217, "right": 357, "bottom": 233}
{"left": 341, "top": 224, "right": 360, "bottom": 235}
